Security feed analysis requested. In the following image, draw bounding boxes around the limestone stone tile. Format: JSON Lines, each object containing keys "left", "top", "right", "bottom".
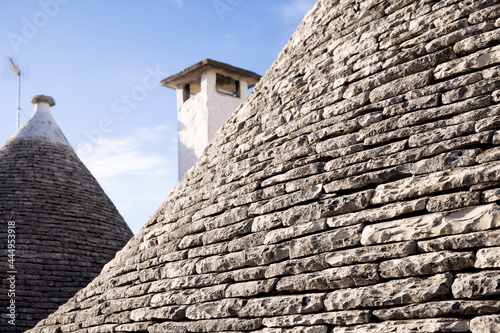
{"left": 225, "top": 279, "right": 278, "bottom": 298}
{"left": 266, "top": 254, "right": 329, "bottom": 278}
{"left": 426, "top": 191, "right": 481, "bottom": 212}
{"left": 324, "top": 273, "right": 452, "bottom": 311}
{"left": 443, "top": 78, "right": 500, "bottom": 104}
{"left": 434, "top": 44, "right": 500, "bottom": 80}
{"left": 408, "top": 121, "right": 476, "bottom": 147}
{"left": 482, "top": 187, "right": 500, "bottom": 203}
{"left": 374, "top": 300, "right": 500, "bottom": 321}
{"left": 398, "top": 95, "right": 490, "bottom": 129}
{"left": 332, "top": 318, "right": 469, "bottom": 333}
{"left": 185, "top": 298, "right": 245, "bottom": 320}
{"left": 452, "top": 271, "right": 500, "bottom": 298}
{"left": 201, "top": 220, "right": 253, "bottom": 246}
{"left": 276, "top": 263, "right": 380, "bottom": 292}
{"left": 426, "top": 21, "right": 496, "bottom": 53}
{"left": 258, "top": 326, "right": 327, "bottom": 333}
{"left": 289, "top": 224, "right": 363, "bottom": 259}
{"left": 264, "top": 220, "right": 327, "bottom": 245}
{"left": 327, "top": 198, "right": 427, "bottom": 228}
{"left": 325, "top": 140, "right": 407, "bottom": 172}
{"left": 475, "top": 247, "right": 500, "bottom": 268}
{"left": 151, "top": 284, "right": 227, "bottom": 307}
{"left": 370, "top": 163, "right": 500, "bottom": 205}
{"left": 369, "top": 70, "right": 434, "bottom": 103}
{"left": 324, "top": 167, "right": 401, "bottom": 193}
{"left": 248, "top": 185, "right": 323, "bottom": 216}
{"left": 468, "top": 4, "right": 500, "bottom": 24}
{"left": 261, "top": 310, "right": 371, "bottom": 328}
{"left": 418, "top": 229, "right": 500, "bottom": 252}
{"left": 455, "top": 27, "right": 500, "bottom": 55}
{"left": 114, "top": 322, "right": 151, "bottom": 332}
{"left": 148, "top": 321, "right": 188, "bottom": 333}
{"left": 401, "top": 18, "right": 469, "bottom": 49}
{"left": 470, "top": 315, "right": 500, "bottom": 333}
{"left": 130, "top": 305, "right": 186, "bottom": 321}
{"left": 238, "top": 294, "right": 325, "bottom": 318}
{"left": 362, "top": 203, "right": 500, "bottom": 245}
{"left": 476, "top": 115, "right": 500, "bottom": 132}
{"left": 252, "top": 212, "right": 282, "bottom": 233}
{"left": 379, "top": 251, "right": 475, "bottom": 278}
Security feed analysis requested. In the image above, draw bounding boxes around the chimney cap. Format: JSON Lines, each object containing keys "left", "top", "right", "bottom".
{"left": 31, "top": 95, "right": 55, "bottom": 107}
{"left": 161, "top": 59, "right": 261, "bottom": 90}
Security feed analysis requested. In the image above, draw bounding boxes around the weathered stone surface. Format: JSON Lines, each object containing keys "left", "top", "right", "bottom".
{"left": 452, "top": 271, "right": 500, "bottom": 298}
{"left": 265, "top": 253, "right": 329, "bottom": 278}
{"left": 379, "top": 251, "right": 475, "bottom": 278}
{"left": 475, "top": 247, "right": 500, "bottom": 268}
{"left": 249, "top": 185, "right": 323, "bottom": 216}
{"left": 261, "top": 310, "right": 371, "bottom": 328}
{"left": 482, "top": 187, "right": 500, "bottom": 202}
{"left": 276, "top": 264, "right": 380, "bottom": 292}
{"left": 332, "top": 318, "right": 469, "bottom": 333}
{"left": 324, "top": 273, "right": 452, "bottom": 311}
{"left": 290, "top": 224, "right": 363, "bottom": 259}
{"left": 186, "top": 318, "right": 263, "bottom": 332}
{"left": 454, "top": 28, "right": 500, "bottom": 55}
{"left": 426, "top": 191, "right": 481, "bottom": 212}
{"left": 408, "top": 122, "right": 476, "bottom": 147}
{"left": 150, "top": 284, "right": 227, "bottom": 307}
{"left": 264, "top": 220, "right": 327, "bottom": 245}
{"left": 185, "top": 298, "right": 244, "bottom": 320}
{"left": 477, "top": 147, "right": 500, "bottom": 164}
{"left": 225, "top": 279, "right": 277, "bottom": 298}
{"left": 324, "top": 241, "right": 417, "bottom": 267}
{"left": 470, "top": 315, "right": 500, "bottom": 333}
{"left": 259, "top": 326, "right": 328, "bottom": 333}
{"left": 418, "top": 229, "right": 500, "bottom": 252}
{"left": 369, "top": 70, "right": 433, "bottom": 103}
{"left": 476, "top": 115, "right": 500, "bottom": 132}
{"left": 374, "top": 300, "right": 500, "bottom": 321}
{"left": 324, "top": 167, "right": 400, "bottom": 193}
{"left": 434, "top": 44, "right": 500, "bottom": 79}
{"left": 370, "top": 163, "right": 500, "bottom": 205}
{"left": 239, "top": 294, "right": 325, "bottom": 317}
{"left": 327, "top": 198, "right": 427, "bottom": 228}
{"left": 362, "top": 203, "right": 500, "bottom": 245}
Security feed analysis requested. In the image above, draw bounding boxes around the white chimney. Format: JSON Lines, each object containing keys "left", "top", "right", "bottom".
{"left": 162, "top": 59, "right": 261, "bottom": 180}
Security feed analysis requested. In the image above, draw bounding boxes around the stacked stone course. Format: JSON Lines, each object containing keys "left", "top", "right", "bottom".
{"left": 31, "top": 0, "right": 500, "bottom": 332}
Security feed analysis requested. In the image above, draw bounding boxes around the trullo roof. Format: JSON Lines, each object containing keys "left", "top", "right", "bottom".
{"left": 0, "top": 95, "right": 133, "bottom": 332}
{"left": 31, "top": 0, "right": 500, "bottom": 332}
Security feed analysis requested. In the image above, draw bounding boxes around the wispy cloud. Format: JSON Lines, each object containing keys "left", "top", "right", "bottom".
{"left": 77, "top": 125, "right": 177, "bottom": 233}
{"left": 274, "top": 0, "right": 316, "bottom": 22}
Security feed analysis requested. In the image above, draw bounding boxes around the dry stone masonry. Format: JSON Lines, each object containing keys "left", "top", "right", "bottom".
{"left": 0, "top": 96, "right": 133, "bottom": 332}
{"left": 30, "top": 0, "right": 500, "bottom": 332}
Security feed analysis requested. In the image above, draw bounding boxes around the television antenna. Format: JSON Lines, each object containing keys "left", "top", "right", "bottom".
{"left": 9, "top": 57, "right": 21, "bottom": 129}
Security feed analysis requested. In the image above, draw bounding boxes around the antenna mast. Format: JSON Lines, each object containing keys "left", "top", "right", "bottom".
{"left": 9, "top": 57, "right": 21, "bottom": 129}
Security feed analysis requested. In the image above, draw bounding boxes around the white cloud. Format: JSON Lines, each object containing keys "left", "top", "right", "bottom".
{"left": 275, "top": 0, "right": 316, "bottom": 22}
{"left": 77, "top": 125, "right": 178, "bottom": 234}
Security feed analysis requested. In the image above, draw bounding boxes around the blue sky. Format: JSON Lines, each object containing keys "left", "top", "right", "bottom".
{"left": 0, "top": 0, "right": 315, "bottom": 234}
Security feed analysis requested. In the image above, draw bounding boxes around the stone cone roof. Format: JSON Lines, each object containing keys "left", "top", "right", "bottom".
{"left": 32, "top": 0, "right": 500, "bottom": 332}
{"left": 0, "top": 96, "right": 133, "bottom": 332}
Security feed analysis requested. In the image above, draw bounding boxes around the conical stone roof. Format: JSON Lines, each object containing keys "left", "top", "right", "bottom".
{"left": 32, "top": 0, "right": 500, "bottom": 332}
{"left": 0, "top": 96, "right": 133, "bottom": 332}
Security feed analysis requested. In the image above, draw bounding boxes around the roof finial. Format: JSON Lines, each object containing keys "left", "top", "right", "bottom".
{"left": 31, "top": 95, "right": 55, "bottom": 107}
